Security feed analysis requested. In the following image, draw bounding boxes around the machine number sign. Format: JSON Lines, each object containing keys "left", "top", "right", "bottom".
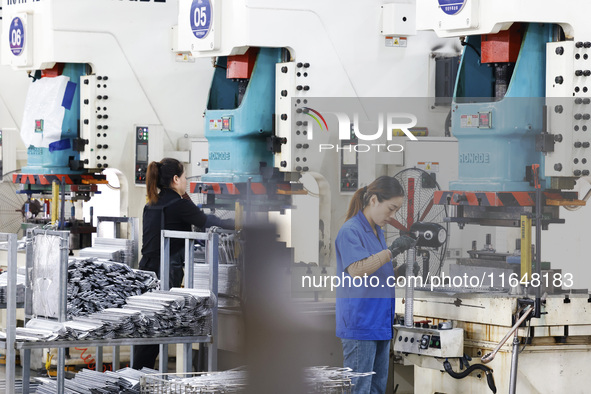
{"left": 9, "top": 17, "right": 25, "bottom": 56}
{"left": 438, "top": 0, "right": 467, "bottom": 16}
{"left": 190, "top": 0, "right": 212, "bottom": 39}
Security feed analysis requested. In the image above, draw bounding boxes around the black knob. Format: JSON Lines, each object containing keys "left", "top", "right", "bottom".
{"left": 103, "top": 76, "right": 109, "bottom": 81}
{"left": 585, "top": 98, "right": 591, "bottom": 104}
{"left": 281, "top": 138, "right": 287, "bottom": 144}
{"left": 103, "top": 96, "right": 108, "bottom": 100}
{"left": 103, "top": 115, "right": 109, "bottom": 119}
{"left": 103, "top": 125, "right": 108, "bottom": 130}
{"left": 296, "top": 62, "right": 303, "bottom": 68}
{"left": 281, "top": 90, "right": 288, "bottom": 97}
{"left": 97, "top": 95, "right": 102, "bottom": 100}
{"left": 296, "top": 144, "right": 303, "bottom": 149}
{"left": 97, "top": 144, "right": 102, "bottom": 149}
{"left": 97, "top": 163, "right": 103, "bottom": 168}
{"left": 576, "top": 42, "right": 584, "bottom": 48}
{"left": 555, "top": 105, "right": 563, "bottom": 113}
{"left": 296, "top": 85, "right": 303, "bottom": 91}
{"left": 583, "top": 170, "right": 590, "bottom": 176}
{"left": 103, "top": 144, "right": 109, "bottom": 149}
{"left": 303, "top": 121, "right": 309, "bottom": 126}
{"left": 575, "top": 113, "right": 583, "bottom": 120}
{"left": 304, "top": 63, "right": 310, "bottom": 68}
{"left": 554, "top": 163, "right": 563, "bottom": 171}
{"left": 296, "top": 108, "right": 303, "bottom": 114}
{"left": 554, "top": 134, "right": 563, "bottom": 142}
{"left": 97, "top": 76, "right": 102, "bottom": 81}
{"left": 97, "top": 115, "right": 102, "bottom": 119}
{"left": 584, "top": 142, "right": 590, "bottom": 148}
{"left": 280, "top": 161, "right": 287, "bottom": 168}
{"left": 585, "top": 114, "right": 591, "bottom": 120}
{"left": 303, "top": 85, "right": 310, "bottom": 91}
{"left": 84, "top": 79, "right": 89, "bottom": 85}
{"left": 575, "top": 141, "right": 582, "bottom": 148}
{"left": 84, "top": 119, "right": 89, "bottom": 125}
{"left": 303, "top": 144, "right": 309, "bottom": 149}
{"left": 585, "top": 70, "right": 591, "bottom": 77}
{"left": 576, "top": 98, "right": 583, "bottom": 104}
{"left": 84, "top": 99, "right": 89, "bottom": 105}
{"left": 84, "top": 159, "right": 89, "bottom": 164}
{"left": 97, "top": 125, "right": 103, "bottom": 130}
{"left": 303, "top": 166, "right": 309, "bottom": 171}
{"left": 103, "top": 163, "right": 109, "bottom": 168}
{"left": 586, "top": 42, "right": 591, "bottom": 48}
{"left": 281, "top": 114, "right": 288, "bottom": 121}
{"left": 281, "top": 66, "right": 288, "bottom": 73}
{"left": 576, "top": 70, "right": 583, "bottom": 76}
{"left": 296, "top": 121, "right": 303, "bottom": 126}
{"left": 296, "top": 166, "right": 302, "bottom": 171}
{"left": 574, "top": 169, "right": 582, "bottom": 176}
{"left": 555, "top": 76, "right": 564, "bottom": 84}
{"left": 556, "top": 46, "right": 564, "bottom": 55}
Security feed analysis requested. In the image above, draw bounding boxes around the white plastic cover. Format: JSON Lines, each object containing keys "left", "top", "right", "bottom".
{"left": 20, "top": 75, "right": 69, "bottom": 148}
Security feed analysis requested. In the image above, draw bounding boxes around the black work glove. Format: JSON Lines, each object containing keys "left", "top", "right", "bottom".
{"left": 388, "top": 235, "right": 416, "bottom": 258}
{"left": 395, "top": 261, "right": 421, "bottom": 277}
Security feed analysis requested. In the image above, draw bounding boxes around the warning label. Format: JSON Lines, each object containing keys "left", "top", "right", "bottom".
{"left": 417, "top": 162, "right": 439, "bottom": 172}
{"left": 460, "top": 114, "right": 479, "bottom": 128}
{"left": 385, "top": 36, "right": 407, "bottom": 47}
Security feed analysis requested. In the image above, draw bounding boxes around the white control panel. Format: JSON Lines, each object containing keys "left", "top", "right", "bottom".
{"left": 393, "top": 325, "right": 464, "bottom": 358}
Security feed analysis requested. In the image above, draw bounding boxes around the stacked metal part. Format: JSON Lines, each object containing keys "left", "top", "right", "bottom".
{"left": 0, "top": 379, "right": 41, "bottom": 393}
{"left": 0, "top": 270, "right": 25, "bottom": 305}
{"left": 67, "top": 259, "right": 159, "bottom": 318}
{"left": 7, "top": 288, "right": 212, "bottom": 341}
{"left": 78, "top": 237, "right": 135, "bottom": 266}
{"left": 141, "top": 366, "right": 372, "bottom": 393}
{"left": 34, "top": 367, "right": 158, "bottom": 394}
{"left": 194, "top": 233, "right": 242, "bottom": 307}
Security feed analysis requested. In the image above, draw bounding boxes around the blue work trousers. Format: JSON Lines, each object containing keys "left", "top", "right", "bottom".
{"left": 341, "top": 338, "right": 390, "bottom": 394}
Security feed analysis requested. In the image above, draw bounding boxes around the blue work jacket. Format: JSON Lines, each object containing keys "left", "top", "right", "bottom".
{"left": 335, "top": 210, "right": 396, "bottom": 340}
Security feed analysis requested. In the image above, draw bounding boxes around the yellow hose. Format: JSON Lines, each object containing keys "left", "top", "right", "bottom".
{"left": 51, "top": 181, "right": 59, "bottom": 226}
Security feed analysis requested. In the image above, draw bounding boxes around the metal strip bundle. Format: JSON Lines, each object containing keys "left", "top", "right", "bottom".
{"left": 140, "top": 366, "right": 374, "bottom": 393}
{"left": 66, "top": 258, "right": 159, "bottom": 318}
{"left": 79, "top": 237, "right": 135, "bottom": 265}
{"left": 6, "top": 288, "right": 213, "bottom": 341}
{"left": 34, "top": 367, "right": 158, "bottom": 394}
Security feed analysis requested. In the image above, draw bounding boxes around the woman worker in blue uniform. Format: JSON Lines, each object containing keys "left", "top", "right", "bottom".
{"left": 335, "top": 175, "right": 415, "bottom": 393}
{"left": 133, "top": 157, "right": 233, "bottom": 370}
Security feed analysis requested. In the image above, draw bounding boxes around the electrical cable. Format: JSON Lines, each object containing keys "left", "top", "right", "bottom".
{"left": 460, "top": 37, "right": 481, "bottom": 58}
{"left": 443, "top": 359, "right": 496, "bottom": 393}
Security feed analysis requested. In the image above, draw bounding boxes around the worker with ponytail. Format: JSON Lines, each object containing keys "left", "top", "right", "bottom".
{"left": 335, "top": 175, "right": 415, "bottom": 394}
{"left": 134, "top": 157, "right": 233, "bottom": 370}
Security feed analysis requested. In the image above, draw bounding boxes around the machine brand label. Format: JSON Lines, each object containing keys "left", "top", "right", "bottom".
{"left": 7, "top": 0, "right": 40, "bottom": 5}
{"left": 459, "top": 152, "right": 490, "bottom": 164}
{"left": 9, "top": 17, "right": 25, "bottom": 56}
{"left": 209, "top": 151, "right": 230, "bottom": 160}
{"left": 190, "top": 0, "right": 212, "bottom": 39}
{"left": 438, "top": 0, "right": 467, "bottom": 16}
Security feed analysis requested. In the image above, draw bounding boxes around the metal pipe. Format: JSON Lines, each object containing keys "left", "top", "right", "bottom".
{"left": 535, "top": 181, "right": 542, "bottom": 313}
{"left": 482, "top": 306, "right": 532, "bottom": 363}
{"left": 60, "top": 177, "right": 66, "bottom": 230}
{"left": 404, "top": 248, "right": 416, "bottom": 328}
{"left": 6, "top": 233, "right": 17, "bottom": 394}
{"left": 509, "top": 334, "right": 521, "bottom": 394}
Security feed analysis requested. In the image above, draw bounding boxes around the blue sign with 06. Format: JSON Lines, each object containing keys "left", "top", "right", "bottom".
{"left": 9, "top": 17, "right": 25, "bottom": 56}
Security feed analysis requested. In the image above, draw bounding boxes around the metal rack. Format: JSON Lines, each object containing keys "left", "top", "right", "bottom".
{"left": 2, "top": 228, "right": 220, "bottom": 394}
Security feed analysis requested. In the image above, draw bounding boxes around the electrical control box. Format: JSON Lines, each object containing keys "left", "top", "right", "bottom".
{"left": 393, "top": 325, "right": 464, "bottom": 358}
{"left": 135, "top": 126, "right": 149, "bottom": 185}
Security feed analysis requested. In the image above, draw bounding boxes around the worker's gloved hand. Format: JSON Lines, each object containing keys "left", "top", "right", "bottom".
{"left": 205, "top": 215, "right": 235, "bottom": 230}
{"left": 395, "top": 261, "right": 421, "bottom": 277}
{"left": 388, "top": 235, "right": 416, "bottom": 258}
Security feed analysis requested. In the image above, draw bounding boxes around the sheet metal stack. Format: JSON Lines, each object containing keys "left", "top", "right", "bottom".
{"left": 34, "top": 367, "right": 158, "bottom": 394}
{"left": 67, "top": 259, "right": 159, "bottom": 319}
{"left": 79, "top": 237, "right": 135, "bottom": 266}
{"left": 0, "top": 270, "right": 25, "bottom": 305}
